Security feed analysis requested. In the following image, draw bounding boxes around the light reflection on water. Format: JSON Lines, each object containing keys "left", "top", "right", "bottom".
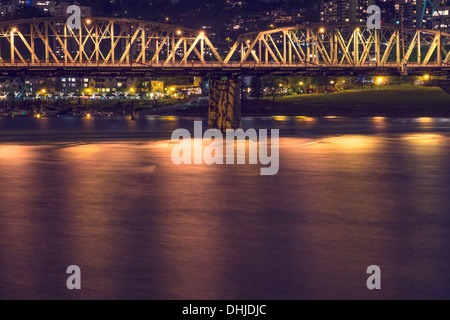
{"left": 0, "top": 117, "right": 449, "bottom": 299}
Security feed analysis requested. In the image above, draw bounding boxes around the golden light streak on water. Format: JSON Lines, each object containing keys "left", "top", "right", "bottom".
{"left": 272, "top": 116, "right": 289, "bottom": 121}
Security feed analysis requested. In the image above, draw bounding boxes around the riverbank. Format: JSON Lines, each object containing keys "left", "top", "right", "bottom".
{"left": 2, "top": 86, "right": 449, "bottom": 118}
{"left": 172, "top": 86, "right": 450, "bottom": 117}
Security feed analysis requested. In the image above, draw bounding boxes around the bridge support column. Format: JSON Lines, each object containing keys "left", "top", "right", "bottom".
{"left": 208, "top": 78, "right": 241, "bottom": 131}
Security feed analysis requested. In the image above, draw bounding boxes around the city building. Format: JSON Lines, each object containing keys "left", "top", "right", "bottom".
{"left": 394, "top": 0, "right": 424, "bottom": 28}
{"left": 320, "top": 0, "right": 376, "bottom": 23}
{"left": 12, "top": 0, "right": 33, "bottom": 6}
{"left": 53, "top": 2, "right": 93, "bottom": 60}
{"left": 431, "top": 4, "right": 450, "bottom": 30}
{"left": 34, "top": 0, "right": 56, "bottom": 14}
{"left": 0, "top": 3, "right": 15, "bottom": 18}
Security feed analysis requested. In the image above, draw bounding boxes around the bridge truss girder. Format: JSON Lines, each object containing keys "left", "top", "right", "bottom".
{"left": 0, "top": 18, "right": 223, "bottom": 64}
{"left": 225, "top": 24, "right": 450, "bottom": 68}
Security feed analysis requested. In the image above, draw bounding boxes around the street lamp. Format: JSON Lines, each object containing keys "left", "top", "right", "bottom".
{"left": 319, "top": 27, "right": 325, "bottom": 33}
{"left": 424, "top": 74, "right": 430, "bottom": 80}
{"left": 299, "top": 82, "right": 304, "bottom": 86}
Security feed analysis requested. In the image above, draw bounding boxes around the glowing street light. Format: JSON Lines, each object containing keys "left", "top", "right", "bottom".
{"left": 424, "top": 74, "right": 430, "bottom": 80}
{"left": 319, "top": 27, "right": 325, "bottom": 33}
{"left": 330, "top": 80, "right": 335, "bottom": 85}
{"left": 199, "top": 31, "right": 205, "bottom": 37}
{"left": 86, "top": 19, "right": 92, "bottom": 24}
{"left": 41, "top": 89, "right": 46, "bottom": 94}
{"left": 176, "top": 30, "right": 182, "bottom": 35}
{"left": 376, "top": 77, "right": 384, "bottom": 85}
{"left": 12, "top": 27, "right": 17, "bottom": 33}
{"left": 299, "top": 82, "right": 304, "bottom": 86}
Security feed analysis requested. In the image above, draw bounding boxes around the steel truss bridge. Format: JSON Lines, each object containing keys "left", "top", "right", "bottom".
{"left": 0, "top": 17, "right": 450, "bottom": 77}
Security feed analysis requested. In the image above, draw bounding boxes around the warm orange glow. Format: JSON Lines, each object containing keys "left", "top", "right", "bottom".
{"left": 160, "top": 116, "right": 177, "bottom": 121}
{"left": 424, "top": 74, "right": 430, "bottom": 80}
{"left": 273, "top": 116, "right": 288, "bottom": 121}
{"left": 299, "top": 82, "right": 304, "bottom": 85}
{"left": 41, "top": 89, "right": 46, "bottom": 94}
{"left": 86, "top": 19, "right": 92, "bottom": 24}
{"left": 319, "top": 27, "right": 325, "bottom": 33}
{"left": 36, "top": 114, "right": 41, "bottom": 119}
{"left": 86, "top": 114, "right": 91, "bottom": 118}
{"left": 0, "top": 145, "right": 33, "bottom": 160}
{"left": 176, "top": 30, "right": 182, "bottom": 35}
{"left": 295, "top": 116, "right": 316, "bottom": 123}
{"left": 325, "top": 136, "right": 375, "bottom": 149}
{"left": 199, "top": 31, "right": 205, "bottom": 37}
{"left": 403, "top": 134, "right": 444, "bottom": 143}
{"left": 12, "top": 27, "right": 17, "bottom": 33}
{"left": 418, "top": 117, "right": 433, "bottom": 123}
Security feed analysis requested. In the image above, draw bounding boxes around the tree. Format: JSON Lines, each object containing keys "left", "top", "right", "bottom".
{"left": 262, "top": 76, "right": 286, "bottom": 103}
{"left": 200, "top": 77, "right": 210, "bottom": 96}
{"left": 250, "top": 76, "right": 263, "bottom": 98}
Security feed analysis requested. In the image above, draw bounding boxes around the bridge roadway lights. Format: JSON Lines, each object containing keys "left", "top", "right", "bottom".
{"left": 208, "top": 77, "right": 241, "bottom": 132}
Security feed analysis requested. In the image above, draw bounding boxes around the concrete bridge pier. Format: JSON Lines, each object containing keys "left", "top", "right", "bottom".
{"left": 208, "top": 78, "right": 241, "bottom": 131}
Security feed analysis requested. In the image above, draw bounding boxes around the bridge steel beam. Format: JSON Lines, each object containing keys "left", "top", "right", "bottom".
{"left": 225, "top": 23, "right": 450, "bottom": 74}
{"left": 0, "top": 17, "right": 222, "bottom": 65}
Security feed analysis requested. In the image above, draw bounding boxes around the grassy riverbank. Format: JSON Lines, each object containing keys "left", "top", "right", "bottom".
{"left": 242, "top": 86, "right": 450, "bottom": 117}
{"left": 274, "top": 86, "right": 450, "bottom": 107}
{"left": 171, "top": 85, "right": 450, "bottom": 117}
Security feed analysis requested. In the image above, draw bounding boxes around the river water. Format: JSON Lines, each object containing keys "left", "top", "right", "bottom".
{"left": 0, "top": 115, "right": 450, "bottom": 299}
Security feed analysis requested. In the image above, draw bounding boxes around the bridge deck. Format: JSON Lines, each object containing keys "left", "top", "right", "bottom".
{"left": 1, "top": 61, "right": 449, "bottom": 77}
